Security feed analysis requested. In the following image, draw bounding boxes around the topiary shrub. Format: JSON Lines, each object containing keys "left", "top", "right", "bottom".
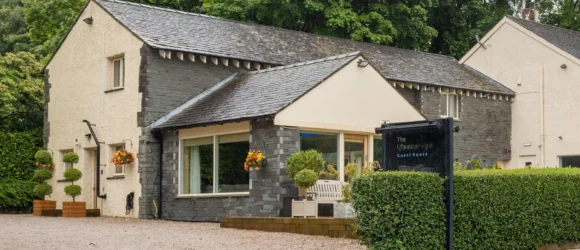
{"left": 33, "top": 183, "right": 53, "bottom": 198}
{"left": 286, "top": 150, "right": 324, "bottom": 197}
{"left": 63, "top": 168, "right": 82, "bottom": 202}
{"left": 32, "top": 169, "right": 53, "bottom": 183}
{"left": 34, "top": 150, "right": 54, "bottom": 168}
{"left": 293, "top": 169, "right": 318, "bottom": 196}
{"left": 351, "top": 171, "right": 446, "bottom": 249}
{"left": 62, "top": 152, "right": 79, "bottom": 164}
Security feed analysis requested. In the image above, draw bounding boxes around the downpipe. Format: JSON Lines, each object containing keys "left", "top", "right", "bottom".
{"left": 154, "top": 131, "right": 163, "bottom": 220}
{"left": 83, "top": 120, "right": 107, "bottom": 199}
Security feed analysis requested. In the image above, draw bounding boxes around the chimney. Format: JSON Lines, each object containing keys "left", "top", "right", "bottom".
{"left": 522, "top": 3, "right": 540, "bottom": 22}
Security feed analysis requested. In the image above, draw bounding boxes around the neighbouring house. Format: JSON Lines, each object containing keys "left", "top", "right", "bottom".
{"left": 460, "top": 14, "right": 580, "bottom": 169}
{"left": 43, "top": 0, "right": 513, "bottom": 220}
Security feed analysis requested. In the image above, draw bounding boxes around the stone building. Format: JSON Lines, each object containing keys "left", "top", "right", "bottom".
{"left": 43, "top": 0, "right": 513, "bottom": 220}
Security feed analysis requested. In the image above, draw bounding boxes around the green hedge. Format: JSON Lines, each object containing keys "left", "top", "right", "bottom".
{"left": 0, "top": 131, "right": 42, "bottom": 181}
{"left": 352, "top": 169, "right": 580, "bottom": 250}
{"left": 351, "top": 172, "right": 446, "bottom": 249}
{"left": 454, "top": 169, "right": 580, "bottom": 249}
{"left": 0, "top": 180, "right": 37, "bottom": 212}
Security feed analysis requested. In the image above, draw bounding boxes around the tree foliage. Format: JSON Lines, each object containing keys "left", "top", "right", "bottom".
{"left": 0, "top": 0, "right": 29, "bottom": 54}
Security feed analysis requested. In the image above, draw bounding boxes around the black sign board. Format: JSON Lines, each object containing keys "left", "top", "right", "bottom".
{"left": 375, "top": 118, "right": 454, "bottom": 250}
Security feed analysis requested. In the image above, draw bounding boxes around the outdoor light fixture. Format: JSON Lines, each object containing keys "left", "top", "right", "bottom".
{"left": 83, "top": 17, "right": 93, "bottom": 25}
{"left": 561, "top": 64, "right": 567, "bottom": 69}
{"left": 559, "top": 136, "right": 563, "bottom": 140}
{"left": 85, "top": 133, "right": 92, "bottom": 140}
{"left": 357, "top": 59, "right": 369, "bottom": 67}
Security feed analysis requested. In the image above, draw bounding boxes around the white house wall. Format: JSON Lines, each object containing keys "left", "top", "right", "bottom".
{"left": 45, "top": 1, "right": 144, "bottom": 216}
{"left": 274, "top": 56, "right": 425, "bottom": 133}
{"left": 462, "top": 19, "right": 580, "bottom": 168}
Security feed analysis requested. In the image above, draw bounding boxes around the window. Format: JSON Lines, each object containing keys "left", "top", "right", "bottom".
{"left": 441, "top": 93, "right": 460, "bottom": 119}
{"left": 61, "top": 150, "right": 73, "bottom": 170}
{"left": 561, "top": 156, "right": 580, "bottom": 167}
{"left": 114, "top": 145, "right": 125, "bottom": 174}
{"left": 180, "top": 133, "right": 249, "bottom": 195}
{"left": 299, "top": 132, "right": 339, "bottom": 176}
{"left": 112, "top": 57, "right": 124, "bottom": 88}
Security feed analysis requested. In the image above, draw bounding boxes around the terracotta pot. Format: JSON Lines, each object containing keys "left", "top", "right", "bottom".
{"left": 33, "top": 200, "right": 56, "bottom": 216}
{"left": 62, "top": 202, "right": 86, "bottom": 217}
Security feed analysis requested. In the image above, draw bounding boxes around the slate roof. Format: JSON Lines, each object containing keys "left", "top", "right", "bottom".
{"left": 94, "top": 0, "right": 513, "bottom": 95}
{"left": 155, "top": 53, "right": 359, "bottom": 129}
{"left": 507, "top": 16, "right": 580, "bottom": 60}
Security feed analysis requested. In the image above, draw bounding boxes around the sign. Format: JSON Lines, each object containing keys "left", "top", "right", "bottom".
{"left": 376, "top": 118, "right": 455, "bottom": 250}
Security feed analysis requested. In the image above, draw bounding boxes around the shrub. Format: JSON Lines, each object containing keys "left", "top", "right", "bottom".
{"left": 62, "top": 152, "right": 79, "bottom": 164}
{"left": 0, "top": 131, "right": 40, "bottom": 180}
{"left": 33, "top": 183, "right": 52, "bottom": 198}
{"left": 0, "top": 180, "right": 36, "bottom": 211}
{"left": 32, "top": 169, "right": 53, "bottom": 183}
{"left": 294, "top": 169, "right": 318, "bottom": 189}
{"left": 64, "top": 185, "right": 81, "bottom": 201}
{"left": 286, "top": 150, "right": 324, "bottom": 179}
{"left": 63, "top": 168, "right": 82, "bottom": 182}
{"left": 351, "top": 171, "right": 446, "bottom": 249}
{"left": 34, "top": 150, "right": 53, "bottom": 165}
{"left": 454, "top": 169, "right": 580, "bottom": 249}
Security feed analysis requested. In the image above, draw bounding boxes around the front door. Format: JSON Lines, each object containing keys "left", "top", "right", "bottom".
{"left": 344, "top": 134, "right": 367, "bottom": 182}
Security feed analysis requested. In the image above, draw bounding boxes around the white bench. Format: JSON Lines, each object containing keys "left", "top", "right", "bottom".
{"left": 307, "top": 180, "right": 344, "bottom": 204}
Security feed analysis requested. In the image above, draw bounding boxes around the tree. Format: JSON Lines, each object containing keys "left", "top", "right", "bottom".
{"left": 0, "top": 0, "right": 29, "bottom": 54}
{"left": 0, "top": 52, "right": 44, "bottom": 132}
{"left": 202, "top": 0, "right": 438, "bottom": 51}
{"left": 22, "top": 0, "right": 87, "bottom": 60}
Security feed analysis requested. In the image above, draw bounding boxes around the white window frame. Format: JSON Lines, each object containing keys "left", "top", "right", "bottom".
{"left": 60, "top": 149, "right": 74, "bottom": 171}
{"left": 112, "top": 57, "right": 124, "bottom": 89}
{"left": 113, "top": 145, "right": 125, "bottom": 175}
{"left": 178, "top": 131, "right": 250, "bottom": 198}
{"left": 441, "top": 92, "right": 460, "bottom": 119}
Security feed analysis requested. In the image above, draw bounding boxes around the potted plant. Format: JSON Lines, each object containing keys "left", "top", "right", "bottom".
{"left": 244, "top": 149, "right": 266, "bottom": 171}
{"left": 110, "top": 149, "right": 135, "bottom": 167}
{"left": 62, "top": 168, "right": 85, "bottom": 217}
{"left": 286, "top": 150, "right": 324, "bottom": 199}
{"left": 32, "top": 150, "right": 55, "bottom": 216}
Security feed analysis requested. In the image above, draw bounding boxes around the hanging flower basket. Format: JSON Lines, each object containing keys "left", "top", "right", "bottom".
{"left": 110, "top": 149, "right": 135, "bottom": 167}
{"left": 244, "top": 150, "right": 266, "bottom": 171}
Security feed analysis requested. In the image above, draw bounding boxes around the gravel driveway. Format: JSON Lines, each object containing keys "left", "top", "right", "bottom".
{"left": 0, "top": 215, "right": 366, "bottom": 250}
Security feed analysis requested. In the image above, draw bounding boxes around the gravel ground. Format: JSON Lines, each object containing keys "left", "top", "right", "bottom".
{"left": 0, "top": 214, "right": 367, "bottom": 250}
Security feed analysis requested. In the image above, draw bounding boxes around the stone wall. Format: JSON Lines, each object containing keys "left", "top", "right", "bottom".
{"left": 137, "top": 46, "right": 242, "bottom": 218}
{"left": 397, "top": 87, "right": 512, "bottom": 166}
{"left": 249, "top": 119, "right": 300, "bottom": 217}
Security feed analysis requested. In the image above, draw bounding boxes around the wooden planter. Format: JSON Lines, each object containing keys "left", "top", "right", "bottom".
{"left": 62, "top": 202, "right": 86, "bottom": 217}
{"left": 33, "top": 200, "right": 56, "bottom": 216}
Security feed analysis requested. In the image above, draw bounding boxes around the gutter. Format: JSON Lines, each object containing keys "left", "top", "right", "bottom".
{"left": 82, "top": 120, "right": 107, "bottom": 200}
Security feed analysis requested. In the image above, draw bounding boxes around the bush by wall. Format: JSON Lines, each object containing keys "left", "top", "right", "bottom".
{"left": 351, "top": 171, "right": 446, "bottom": 250}
{"left": 352, "top": 169, "right": 580, "bottom": 250}
{"left": 0, "top": 131, "right": 42, "bottom": 181}
{"left": 454, "top": 168, "right": 580, "bottom": 249}
{"left": 0, "top": 180, "right": 36, "bottom": 213}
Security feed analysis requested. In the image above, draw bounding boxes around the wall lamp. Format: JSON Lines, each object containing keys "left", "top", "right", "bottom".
{"left": 561, "top": 64, "right": 567, "bottom": 69}
{"left": 83, "top": 17, "right": 93, "bottom": 25}
{"left": 357, "top": 59, "right": 369, "bottom": 67}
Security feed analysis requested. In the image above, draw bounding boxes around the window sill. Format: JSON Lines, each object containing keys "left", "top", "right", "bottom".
{"left": 106, "top": 175, "right": 125, "bottom": 180}
{"left": 104, "top": 87, "right": 124, "bottom": 93}
{"left": 176, "top": 192, "right": 250, "bottom": 198}
{"left": 56, "top": 179, "right": 71, "bottom": 183}
{"left": 439, "top": 115, "right": 461, "bottom": 122}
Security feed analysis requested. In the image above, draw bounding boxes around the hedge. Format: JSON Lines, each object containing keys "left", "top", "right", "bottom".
{"left": 351, "top": 169, "right": 580, "bottom": 250}
{"left": 454, "top": 169, "right": 580, "bottom": 249}
{"left": 0, "top": 131, "right": 42, "bottom": 181}
{"left": 0, "top": 180, "right": 37, "bottom": 212}
{"left": 351, "top": 171, "right": 446, "bottom": 249}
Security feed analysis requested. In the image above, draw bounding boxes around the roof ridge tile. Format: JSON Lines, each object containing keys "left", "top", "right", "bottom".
{"left": 506, "top": 15, "right": 580, "bottom": 36}
{"left": 245, "top": 52, "right": 359, "bottom": 75}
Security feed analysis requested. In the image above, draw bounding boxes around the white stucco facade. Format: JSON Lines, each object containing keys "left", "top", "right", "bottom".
{"left": 45, "top": 1, "right": 144, "bottom": 217}
{"left": 461, "top": 17, "right": 580, "bottom": 169}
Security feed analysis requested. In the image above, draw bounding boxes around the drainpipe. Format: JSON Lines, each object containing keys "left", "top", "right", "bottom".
{"left": 155, "top": 131, "right": 163, "bottom": 219}
{"left": 540, "top": 66, "right": 546, "bottom": 167}
{"left": 83, "top": 120, "right": 107, "bottom": 199}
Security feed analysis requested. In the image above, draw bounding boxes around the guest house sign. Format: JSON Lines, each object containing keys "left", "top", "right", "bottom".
{"left": 376, "top": 118, "right": 455, "bottom": 250}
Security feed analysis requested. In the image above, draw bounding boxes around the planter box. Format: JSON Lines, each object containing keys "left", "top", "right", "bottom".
{"left": 33, "top": 200, "right": 56, "bottom": 216}
{"left": 62, "top": 202, "right": 86, "bottom": 217}
{"left": 333, "top": 202, "right": 354, "bottom": 218}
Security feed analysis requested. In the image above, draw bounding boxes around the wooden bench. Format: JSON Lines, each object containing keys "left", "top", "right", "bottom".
{"left": 307, "top": 180, "right": 344, "bottom": 203}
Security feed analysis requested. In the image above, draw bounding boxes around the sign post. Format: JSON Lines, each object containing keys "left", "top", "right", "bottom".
{"left": 375, "top": 118, "right": 454, "bottom": 250}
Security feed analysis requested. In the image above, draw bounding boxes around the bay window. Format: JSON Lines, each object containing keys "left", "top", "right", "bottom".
{"left": 180, "top": 133, "right": 249, "bottom": 195}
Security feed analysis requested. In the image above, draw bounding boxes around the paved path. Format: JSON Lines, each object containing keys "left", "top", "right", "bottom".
{"left": 0, "top": 214, "right": 366, "bottom": 250}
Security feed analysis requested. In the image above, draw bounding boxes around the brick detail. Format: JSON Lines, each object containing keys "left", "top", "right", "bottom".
{"left": 248, "top": 119, "right": 300, "bottom": 217}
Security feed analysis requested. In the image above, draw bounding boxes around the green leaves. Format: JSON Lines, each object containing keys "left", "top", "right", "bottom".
{"left": 62, "top": 152, "right": 79, "bottom": 164}
{"left": 33, "top": 182, "right": 52, "bottom": 198}
{"left": 285, "top": 149, "right": 324, "bottom": 180}
{"left": 63, "top": 168, "right": 82, "bottom": 182}
{"left": 0, "top": 180, "right": 36, "bottom": 210}
{"left": 293, "top": 169, "right": 318, "bottom": 189}
{"left": 32, "top": 169, "right": 52, "bottom": 183}
{"left": 0, "top": 131, "right": 41, "bottom": 180}
{"left": 64, "top": 184, "right": 81, "bottom": 201}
